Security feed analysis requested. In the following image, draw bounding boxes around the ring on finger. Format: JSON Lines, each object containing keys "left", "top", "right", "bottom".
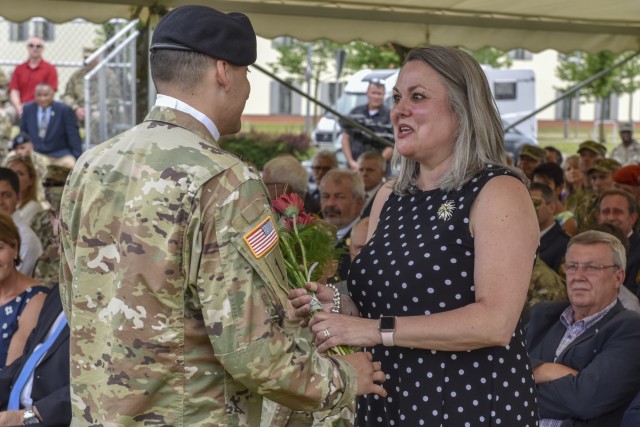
{"left": 322, "top": 329, "right": 331, "bottom": 340}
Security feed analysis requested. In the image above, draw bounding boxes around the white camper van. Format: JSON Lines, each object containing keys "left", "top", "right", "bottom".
{"left": 312, "top": 66, "right": 537, "bottom": 159}
{"left": 311, "top": 68, "right": 398, "bottom": 149}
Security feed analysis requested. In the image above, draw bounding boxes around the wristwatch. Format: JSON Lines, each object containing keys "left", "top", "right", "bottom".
{"left": 23, "top": 408, "right": 40, "bottom": 425}
{"left": 379, "top": 316, "right": 396, "bottom": 347}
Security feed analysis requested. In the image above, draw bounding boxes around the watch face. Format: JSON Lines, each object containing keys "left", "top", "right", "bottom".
{"left": 380, "top": 316, "right": 395, "bottom": 331}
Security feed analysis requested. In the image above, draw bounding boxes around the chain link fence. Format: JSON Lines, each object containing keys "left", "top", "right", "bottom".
{"left": 0, "top": 17, "right": 138, "bottom": 150}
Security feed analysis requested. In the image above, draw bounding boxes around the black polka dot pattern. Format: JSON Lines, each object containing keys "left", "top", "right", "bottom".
{"left": 350, "top": 166, "right": 539, "bottom": 426}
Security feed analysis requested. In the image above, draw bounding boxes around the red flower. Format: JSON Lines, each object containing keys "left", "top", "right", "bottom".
{"left": 282, "top": 212, "right": 316, "bottom": 230}
{"left": 272, "top": 193, "right": 306, "bottom": 218}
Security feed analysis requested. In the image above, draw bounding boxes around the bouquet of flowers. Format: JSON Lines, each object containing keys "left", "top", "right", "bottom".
{"left": 272, "top": 192, "right": 352, "bottom": 355}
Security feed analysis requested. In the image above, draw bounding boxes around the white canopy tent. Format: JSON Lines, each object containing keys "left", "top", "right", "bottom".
{"left": 3, "top": 0, "right": 639, "bottom": 53}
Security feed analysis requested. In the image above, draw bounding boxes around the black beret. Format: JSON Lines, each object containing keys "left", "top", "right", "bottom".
{"left": 150, "top": 5, "right": 256, "bottom": 66}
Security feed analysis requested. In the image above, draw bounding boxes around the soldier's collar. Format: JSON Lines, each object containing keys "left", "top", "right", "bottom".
{"left": 155, "top": 94, "right": 220, "bottom": 141}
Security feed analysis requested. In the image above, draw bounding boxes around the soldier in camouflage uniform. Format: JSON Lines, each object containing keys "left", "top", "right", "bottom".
{"left": 567, "top": 141, "right": 608, "bottom": 233}
{"left": 32, "top": 164, "right": 70, "bottom": 287}
{"left": 63, "top": 47, "right": 121, "bottom": 145}
{"left": 59, "top": 6, "right": 385, "bottom": 426}
{"left": 574, "top": 158, "right": 623, "bottom": 233}
{"left": 0, "top": 69, "right": 13, "bottom": 160}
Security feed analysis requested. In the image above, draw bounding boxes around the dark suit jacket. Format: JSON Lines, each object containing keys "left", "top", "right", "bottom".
{"left": 20, "top": 101, "right": 82, "bottom": 159}
{"left": 0, "top": 284, "right": 70, "bottom": 426}
{"left": 527, "top": 300, "right": 640, "bottom": 427}
{"left": 360, "top": 184, "right": 382, "bottom": 219}
{"left": 334, "top": 228, "right": 352, "bottom": 282}
{"left": 621, "top": 391, "right": 640, "bottom": 427}
{"left": 627, "top": 231, "right": 640, "bottom": 295}
{"left": 539, "top": 221, "right": 570, "bottom": 272}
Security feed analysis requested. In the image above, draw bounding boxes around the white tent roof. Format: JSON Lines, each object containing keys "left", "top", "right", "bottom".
{"left": 4, "top": 0, "right": 640, "bottom": 53}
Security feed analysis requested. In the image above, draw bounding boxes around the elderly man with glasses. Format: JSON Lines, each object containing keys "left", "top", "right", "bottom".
{"left": 526, "top": 230, "right": 640, "bottom": 427}
{"left": 9, "top": 36, "right": 58, "bottom": 119}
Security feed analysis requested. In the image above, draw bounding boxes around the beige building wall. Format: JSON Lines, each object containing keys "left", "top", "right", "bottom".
{"left": 2, "top": 17, "right": 637, "bottom": 128}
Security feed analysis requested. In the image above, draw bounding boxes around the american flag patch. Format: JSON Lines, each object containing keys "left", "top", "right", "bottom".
{"left": 243, "top": 216, "right": 279, "bottom": 258}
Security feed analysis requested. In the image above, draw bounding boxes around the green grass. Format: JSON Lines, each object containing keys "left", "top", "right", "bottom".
{"left": 239, "top": 120, "right": 624, "bottom": 158}
{"left": 240, "top": 122, "right": 306, "bottom": 134}
{"left": 537, "top": 125, "right": 620, "bottom": 155}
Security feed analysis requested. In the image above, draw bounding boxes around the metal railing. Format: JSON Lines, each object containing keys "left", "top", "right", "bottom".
{"left": 83, "top": 20, "right": 138, "bottom": 150}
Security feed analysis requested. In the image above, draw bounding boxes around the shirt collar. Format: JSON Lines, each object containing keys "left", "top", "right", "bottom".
{"left": 560, "top": 298, "right": 617, "bottom": 328}
{"left": 337, "top": 218, "right": 359, "bottom": 241}
{"left": 155, "top": 94, "right": 220, "bottom": 141}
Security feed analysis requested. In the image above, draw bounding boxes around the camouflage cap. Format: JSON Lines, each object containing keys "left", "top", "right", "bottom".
{"left": 43, "top": 164, "right": 71, "bottom": 186}
{"left": 587, "top": 158, "right": 621, "bottom": 175}
{"left": 612, "top": 165, "right": 640, "bottom": 187}
{"left": 620, "top": 122, "right": 634, "bottom": 133}
{"left": 578, "top": 140, "right": 607, "bottom": 156}
{"left": 519, "top": 144, "right": 546, "bottom": 161}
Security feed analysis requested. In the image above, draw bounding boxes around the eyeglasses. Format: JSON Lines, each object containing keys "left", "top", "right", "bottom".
{"left": 564, "top": 262, "right": 619, "bottom": 274}
{"left": 311, "top": 166, "right": 332, "bottom": 172}
{"left": 28, "top": 43, "right": 43, "bottom": 49}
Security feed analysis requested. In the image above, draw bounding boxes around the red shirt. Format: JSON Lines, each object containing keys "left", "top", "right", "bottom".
{"left": 9, "top": 59, "right": 58, "bottom": 103}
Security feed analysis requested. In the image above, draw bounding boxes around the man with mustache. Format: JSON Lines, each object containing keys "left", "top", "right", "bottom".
{"left": 320, "top": 169, "right": 364, "bottom": 281}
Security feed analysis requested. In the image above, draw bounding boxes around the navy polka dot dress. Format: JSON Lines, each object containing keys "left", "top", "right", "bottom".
{"left": 350, "top": 166, "right": 538, "bottom": 427}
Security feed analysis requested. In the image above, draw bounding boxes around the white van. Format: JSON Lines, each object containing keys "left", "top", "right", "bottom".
{"left": 311, "top": 68, "right": 398, "bottom": 150}
{"left": 311, "top": 66, "right": 537, "bottom": 159}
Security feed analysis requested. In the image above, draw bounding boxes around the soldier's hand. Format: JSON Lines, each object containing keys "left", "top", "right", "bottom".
{"left": 288, "top": 282, "right": 336, "bottom": 326}
{"left": 335, "top": 351, "right": 387, "bottom": 397}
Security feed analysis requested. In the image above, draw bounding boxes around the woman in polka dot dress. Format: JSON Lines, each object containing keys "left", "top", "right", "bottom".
{"left": 292, "top": 46, "right": 539, "bottom": 426}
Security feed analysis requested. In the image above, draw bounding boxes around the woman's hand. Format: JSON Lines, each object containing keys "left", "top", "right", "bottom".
{"left": 288, "top": 282, "right": 336, "bottom": 326}
{"left": 310, "top": 312, "right": 380, "bottom": 353}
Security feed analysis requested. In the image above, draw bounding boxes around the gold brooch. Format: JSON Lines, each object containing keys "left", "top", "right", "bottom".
{"left": 437, "top": 200, "right": 456, "bottom": 221}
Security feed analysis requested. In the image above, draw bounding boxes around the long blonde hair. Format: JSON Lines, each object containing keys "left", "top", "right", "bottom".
{"left": 392, "top": 46, "right": 523, "bottom": 194}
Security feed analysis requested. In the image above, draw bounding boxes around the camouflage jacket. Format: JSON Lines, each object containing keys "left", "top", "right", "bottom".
{"left": 59, "top": 106, "right": 356, "bottom": 426}
{"left": 62, "top": 65, "right": 121, "bottom": 111}
{"left": 527, "top": 257, "right": 567, "bottom": 307}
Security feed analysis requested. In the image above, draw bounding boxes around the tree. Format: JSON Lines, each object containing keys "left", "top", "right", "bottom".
{"left": 556, "top": 51, "right": 623, "bottom": 142}
{"left": 617, "top": 51, "right": 640, "bottom": 122}
{"left": 460, "top": 47, "right": 512, "bottom": 69}
{"left": 343, "top": 41, "right": 402, "bottom": 70}
{"left": 268, "top": 38, "right": 403, "bottom": 121}
{"left": 268, "top": 38, "right": 341, "bottom": 122}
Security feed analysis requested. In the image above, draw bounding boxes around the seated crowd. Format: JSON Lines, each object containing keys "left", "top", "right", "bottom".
{"left": 1, "top": 118, "right": 640, "bottom": 426}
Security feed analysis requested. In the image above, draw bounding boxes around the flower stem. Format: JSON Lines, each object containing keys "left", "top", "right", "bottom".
{"left": 292, "top": 216, "right": 309, "bottom": 281}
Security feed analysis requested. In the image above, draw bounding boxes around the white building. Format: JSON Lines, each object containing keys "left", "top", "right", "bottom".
{"left": 2, "top": 17, "right": 637, "bottom": 130}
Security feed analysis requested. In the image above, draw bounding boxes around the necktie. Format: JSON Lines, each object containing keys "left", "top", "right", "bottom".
{"left": 38, "top": 108, "right": 49, "bottom": 139}
{"left": 7, "top": 315, "right": 67, "bottom": 410}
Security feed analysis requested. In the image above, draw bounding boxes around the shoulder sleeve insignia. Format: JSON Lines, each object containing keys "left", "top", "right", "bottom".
{"left": 243, "top": 215, "right": 279, "bottom": 259}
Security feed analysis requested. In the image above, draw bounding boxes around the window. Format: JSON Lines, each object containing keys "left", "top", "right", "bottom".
{"left": 508, "top": 49, "right": 533, "bottom": 60}
{"left": 33, "top": 19, "right": 55, "bottom": 41}
{"left": 9, "top": 22, "right": 29, "bottom": 42}
{"left": 9, "top": 18, "right": 54, "bottom": 42}
{"left": 494, "top": 82, "right": 517, "bottom": 100}
{"left": 278, "top": 82, "right": 293, "bottom": 114}
{"left": 272, "top": 36, "right": 294, "bottom": 48}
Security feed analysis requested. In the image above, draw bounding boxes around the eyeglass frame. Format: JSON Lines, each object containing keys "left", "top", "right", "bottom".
{"left": 28, "top": 43, "right": 44, "bottom": 49}
{"left": 563, "top": 262, "right": 620, "bottom": 274}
